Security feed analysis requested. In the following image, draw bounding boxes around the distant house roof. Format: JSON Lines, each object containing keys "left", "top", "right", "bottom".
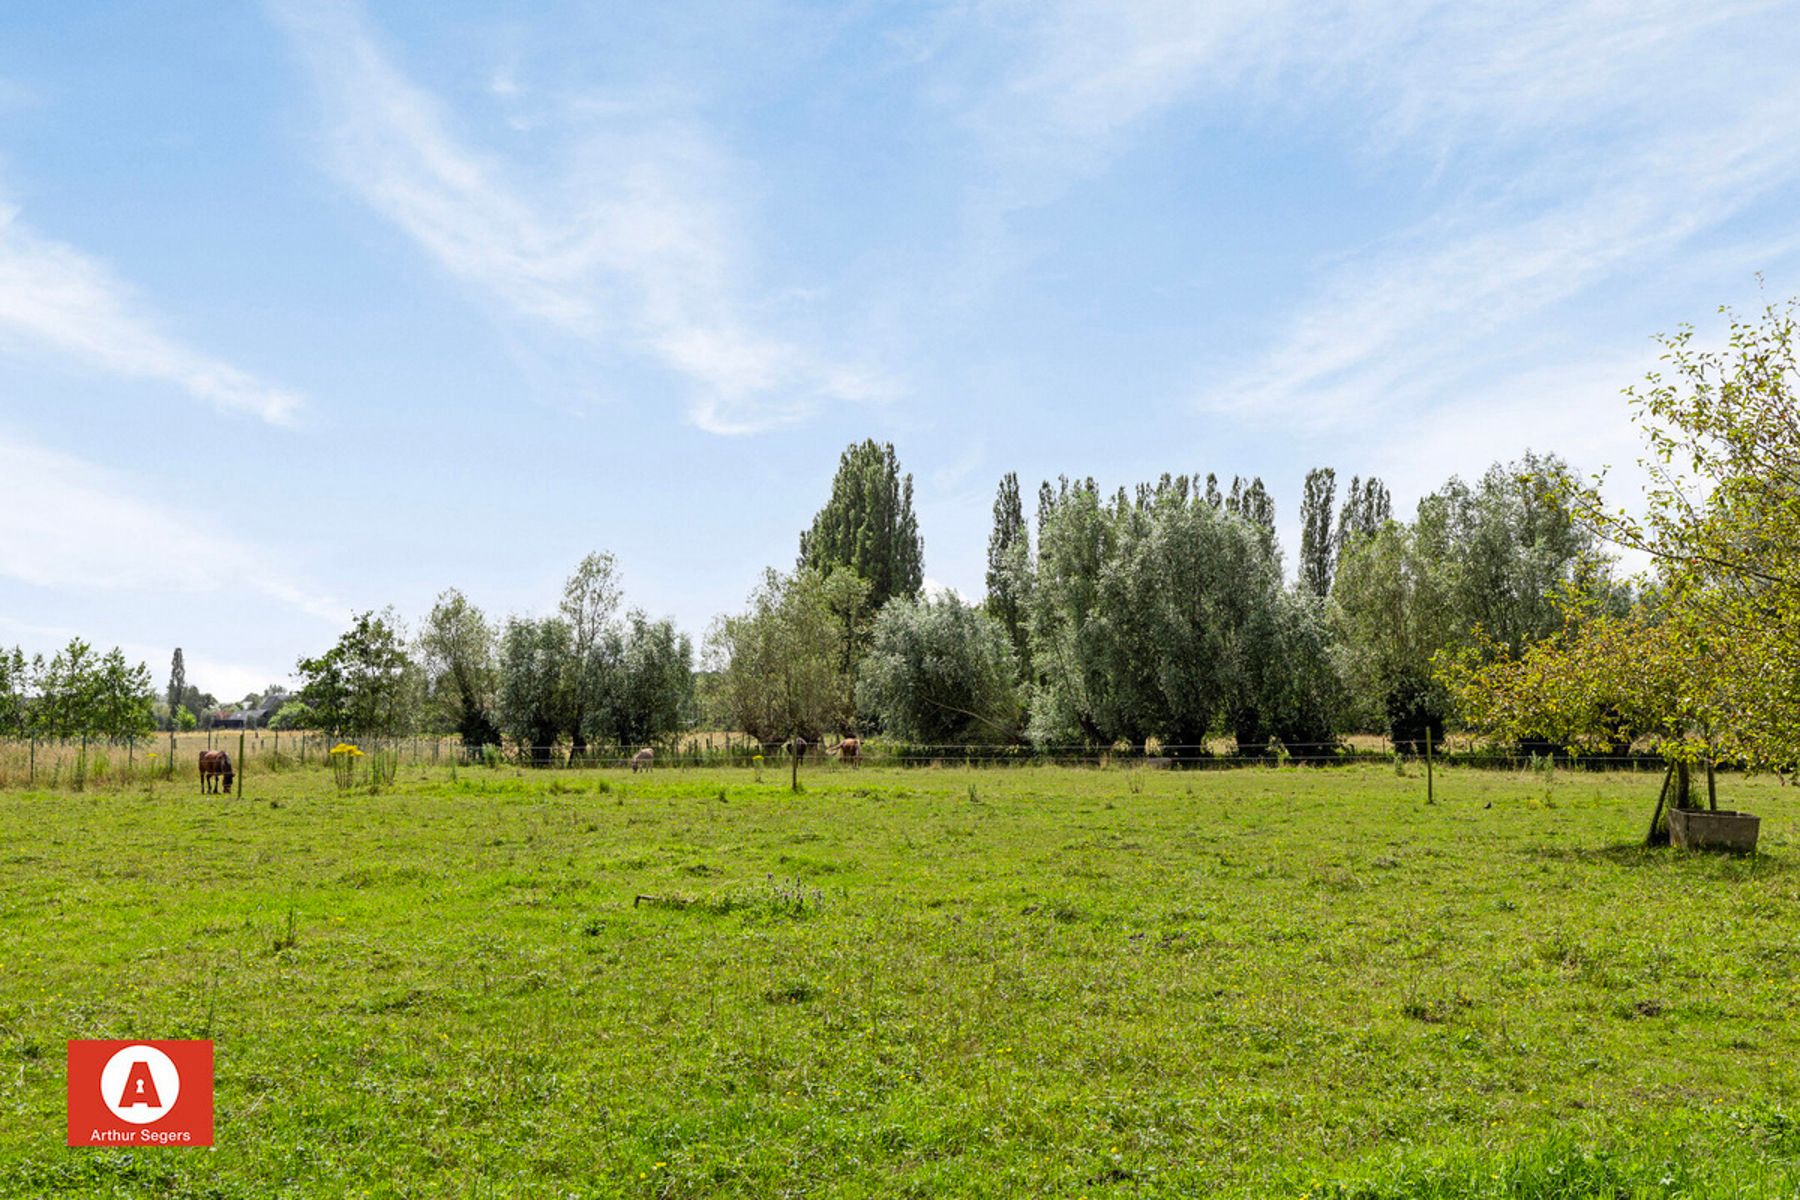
{"left": 214, "top": 692, "right": 290, "bottom": 728}
{"left": 247, "top": 693, "right": 290, "bottom": 720}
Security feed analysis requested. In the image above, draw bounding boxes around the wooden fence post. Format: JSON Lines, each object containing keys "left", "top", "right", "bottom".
{"left": 1425, "top": 727, "right": 1435, "bottom": 805}
{"left": 237, "top": 729, "right": 246, "bottom": 798}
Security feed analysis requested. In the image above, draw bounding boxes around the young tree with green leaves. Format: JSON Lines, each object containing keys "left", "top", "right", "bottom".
{"left": 20, "top": 640, "right": 154, "bottom": 741}
{"left": 1551, "top": 298, "right": 1800, "bottom": 775}
{"left": 0, "top": 646, "right": 27, "bottom": 737}
{"left": 706, "top": 568, "right": 852, "bottom": 788}
{"left": 93, "top": 648, "right": 155, "bottom": 740}
{"left": 1441, "top": 601, "right": 1714, "bottom": 842}
{"left": 295, "top": 611, "right": 420, "bottom": 739}
{"left": 798, "top": 440, "right": 923, "bottom": 610}
{"left": 31, "top": 640, "right": 99, "bottom": 739}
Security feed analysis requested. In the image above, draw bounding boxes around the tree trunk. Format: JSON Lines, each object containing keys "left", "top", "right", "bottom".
{"left": 1645, "top": 761, "right": 1675, "bottom": 846}
{"left": 791, "top": 732, "right": 800, "bottom": 792}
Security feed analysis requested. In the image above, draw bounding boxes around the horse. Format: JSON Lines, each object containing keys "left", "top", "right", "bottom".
{"left": 630, "top": 747, "right": 654, "bottom": 773}
{"left": 829, "top": 736, "right": 860, "bottom": 768}
{"left": 198, "top": 750, "right": 234, "bottom": 794}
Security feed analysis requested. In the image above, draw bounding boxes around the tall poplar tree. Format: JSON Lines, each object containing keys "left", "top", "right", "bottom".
{"left": 1225, "top": 475, "right": 1277, "bottom": 558}
{"left": 985, "top": 472, "right": 1032, "bottom": 674}
{"left": 167, "top": 648, "right": 187, "bottom": 727}
{"left": 798, "top": 440, "right": 924, "bottom": 609}
{"left": 1298, "top": 467, "right": 1338, "bottom": 600}
{"left": 1336, "top": 475, "right": 1393, "bottom": 565}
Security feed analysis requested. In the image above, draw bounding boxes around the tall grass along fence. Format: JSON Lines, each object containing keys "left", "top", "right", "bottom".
{"left": 0, "top": 730, "right": 466, "bottom": 791}
{"left": 0, "top": 731, "right": 1679, "bottom": 792}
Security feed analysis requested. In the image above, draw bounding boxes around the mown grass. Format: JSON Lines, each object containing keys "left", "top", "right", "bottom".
{"left": 1, "top": 763, "right": 1797, "bottom": 1197}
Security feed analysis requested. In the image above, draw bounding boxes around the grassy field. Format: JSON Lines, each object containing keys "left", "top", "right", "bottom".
{"left": 2, "top": 762, "right": 1798, "bottom": 1197}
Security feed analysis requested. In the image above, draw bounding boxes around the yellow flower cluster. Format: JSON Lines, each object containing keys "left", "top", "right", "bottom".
{"left": 329, "top": 742, "right": 366, "bottom": 758}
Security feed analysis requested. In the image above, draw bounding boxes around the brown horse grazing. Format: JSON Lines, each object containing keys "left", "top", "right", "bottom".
{"left": 198, "top": 750, "right": 234, "bottom": 794}
{"left": 630, "top": 747, "right": 654, "bottom": 773}
{"left": 830, "top": 737, "right": 860, "bottom": 768}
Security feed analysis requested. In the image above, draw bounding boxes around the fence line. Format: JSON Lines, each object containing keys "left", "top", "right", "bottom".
{"left": 0, "top": 730, "right": 1685, "bottom": 791}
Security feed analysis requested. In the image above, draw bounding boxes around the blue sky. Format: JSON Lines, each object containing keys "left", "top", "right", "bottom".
{"left": 2, "top": 1, "right": 1798, "bottom": 699}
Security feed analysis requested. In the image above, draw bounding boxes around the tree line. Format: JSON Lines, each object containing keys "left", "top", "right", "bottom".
{"left": 9, "top": 299, "right": 1789, "bottom": 796}
{"left": 0, "top": 642, "right": 156, "bottom": 741}
{"left": 701, "top": 441, "right": 1617, "bottom": 758}
{"left": 0, "top": 434, "right": 1621, "bottom": 759}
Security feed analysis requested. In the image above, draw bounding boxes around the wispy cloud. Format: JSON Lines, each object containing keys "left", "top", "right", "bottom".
{"left": 950, "top": 2, "right": 1800, "bottom": 439}
{"left": 270, "top": 0, "right": 892, "bottom": 434}
{"left": 0, "top": 202, "right": 303, "bottom": 424}
{"left": 0, "top": 432, "right": 340, "bottom": 622}
{"left": 960, "top": 1, "right": 1769, "bottom": 196}
{"left": 1203, "top": 111, "right": 1800, "bottom": 429}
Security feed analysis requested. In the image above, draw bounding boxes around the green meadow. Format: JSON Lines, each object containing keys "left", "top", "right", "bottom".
{"left": 3, "top": 763, "right": 1799, "bottom": 1198}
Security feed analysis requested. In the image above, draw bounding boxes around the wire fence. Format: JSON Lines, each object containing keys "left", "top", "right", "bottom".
{"left": 0, "top": 729, "right": 1684, "bottom": 792}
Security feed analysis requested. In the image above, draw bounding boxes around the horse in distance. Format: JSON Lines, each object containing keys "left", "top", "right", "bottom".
{"left": 198, "top": 750, "right": 234, "bottom": 794}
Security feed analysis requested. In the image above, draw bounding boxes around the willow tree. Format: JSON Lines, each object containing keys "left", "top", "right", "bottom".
{"left": 420, "top": 589, "right": 501, "bottom": 748}
{"left": 560, "top": 553, "right": 622, "bottom": 763}
{"left": 858, "top": 592, "right": 1022, "bottom": 744}
{"left": 706, "top": 568, "right": 857, "bottom": 789}
{"left": 1027, "top": 474, "right": 1335, "bottom": 756}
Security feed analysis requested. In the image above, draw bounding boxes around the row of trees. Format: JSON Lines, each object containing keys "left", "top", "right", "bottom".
{"left": 0, "top": 438, "right": 1617, "bottom": 762}
{"left": 0, "top": 641, "right": 156, "bottom": 741}
{"left": 22, "top": 299, "right": 1779, "bottom": 781}
{"left": 283, "top": 553, "right": 696, "bottom": 759}
{"left": 695, "top": 435, "right": 1613, "bottom": 757}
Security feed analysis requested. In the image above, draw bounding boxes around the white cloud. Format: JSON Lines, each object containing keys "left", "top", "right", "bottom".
{"left": 950, "top": 2, "right": 1800, "bottom": 460}
{"left": 270, "top": 0, "right": 892, "bottom": 434}
{"left": 0, "top": 433, "right": 341, "bottom": 623}
{"left": 966, "top": 1, "right": 1771, "bottom": 180}
{"left": 0, "top": 202, "right": 302, "bottom": 424}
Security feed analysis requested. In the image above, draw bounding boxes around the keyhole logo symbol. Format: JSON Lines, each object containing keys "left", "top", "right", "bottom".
{"left": 100, "top": 1045, "right": 181, "bottom": 1124}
